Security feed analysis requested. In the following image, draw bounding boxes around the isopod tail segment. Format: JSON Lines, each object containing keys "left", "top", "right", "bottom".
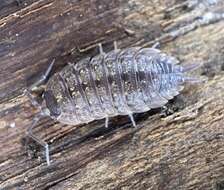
{"left": 181, "top": 63, "right": 205, "bottom": 83}
{"left": 183, "top": 76, "right": 204, "bottom": 83}
{"left": 181, "top": 63, "right": 201, "bottom": 73}
{"left": 24, "top": 59, "right": 55, "bottom": 166}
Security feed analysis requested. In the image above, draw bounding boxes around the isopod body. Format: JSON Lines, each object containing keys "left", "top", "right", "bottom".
{"left": 44, "top": 46, "right": 194, "bottom": 125}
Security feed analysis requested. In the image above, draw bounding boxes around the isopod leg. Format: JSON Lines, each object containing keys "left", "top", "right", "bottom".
{"left": 98, "top": 43, "right": 104, "bottom": 55}
{"left": 113, "top": 41, "right": 118, "bottom": 51}
{"left": 152, "top": 42, "right": 160, "bottom": 49}
{"left": 128, "top": 113, "right": 137, "bottom": 128}
{"left": 105, "top": 117, "right": 109, "bottom": 128}
{"left": 98, "top": 41, "right": 118, "bottom": 54}
{"left": 27, "top": 116, "right": 50, "bottom": 166}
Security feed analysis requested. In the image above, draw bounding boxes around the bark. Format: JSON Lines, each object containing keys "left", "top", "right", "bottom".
{"left": 0, "top": 0, "right": 224, "bottom": 190}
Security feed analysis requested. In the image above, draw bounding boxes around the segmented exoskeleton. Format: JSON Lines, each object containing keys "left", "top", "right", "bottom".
{"left": 25, "top": 42, "right": 200, "bottom": 165}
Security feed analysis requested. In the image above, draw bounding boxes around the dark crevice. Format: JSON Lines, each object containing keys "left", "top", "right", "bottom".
{"left": 216, "top": 181, "right": 224, "bottom": 190}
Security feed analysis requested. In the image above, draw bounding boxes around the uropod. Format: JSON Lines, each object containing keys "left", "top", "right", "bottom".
{"left": 25, "top": 42, "right": 200, "bottom": 165}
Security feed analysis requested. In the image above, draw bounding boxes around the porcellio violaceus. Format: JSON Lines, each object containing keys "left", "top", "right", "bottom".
{"left": 26, "top": 43, "right": 200, "bottom": 165}
{"left": 44, "top": 46, "right": 198, "bottom": 125}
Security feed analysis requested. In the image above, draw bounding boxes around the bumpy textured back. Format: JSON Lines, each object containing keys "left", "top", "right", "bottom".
{"left": 45, "top": 47, "right": 187, "bottom": 125}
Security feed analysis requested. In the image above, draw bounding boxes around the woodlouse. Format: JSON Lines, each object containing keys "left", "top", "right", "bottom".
{"left": 25, "top": 42, "right": 200, "bottom": 165}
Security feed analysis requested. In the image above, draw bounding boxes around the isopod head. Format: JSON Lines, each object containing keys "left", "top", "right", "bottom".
{"left": 43, "top": 90, "right": 61, "bottom": 117}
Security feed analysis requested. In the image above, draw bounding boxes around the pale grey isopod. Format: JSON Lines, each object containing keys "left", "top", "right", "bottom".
{"left": 25, "top": 42, "right": 200, "bottom": 165}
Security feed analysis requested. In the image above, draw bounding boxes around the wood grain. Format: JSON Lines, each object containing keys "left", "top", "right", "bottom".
{"left": 0, "top": 0, "right": 224, "bottom": 189}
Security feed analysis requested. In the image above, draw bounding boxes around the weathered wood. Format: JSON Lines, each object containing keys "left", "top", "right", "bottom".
{"left": 1, "top": 0, "right": 224, "bottom": 189}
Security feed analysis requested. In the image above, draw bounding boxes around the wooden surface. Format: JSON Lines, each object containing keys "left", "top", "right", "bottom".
{"left": 1, "top": 0, "right": 224, "bottom": 189}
